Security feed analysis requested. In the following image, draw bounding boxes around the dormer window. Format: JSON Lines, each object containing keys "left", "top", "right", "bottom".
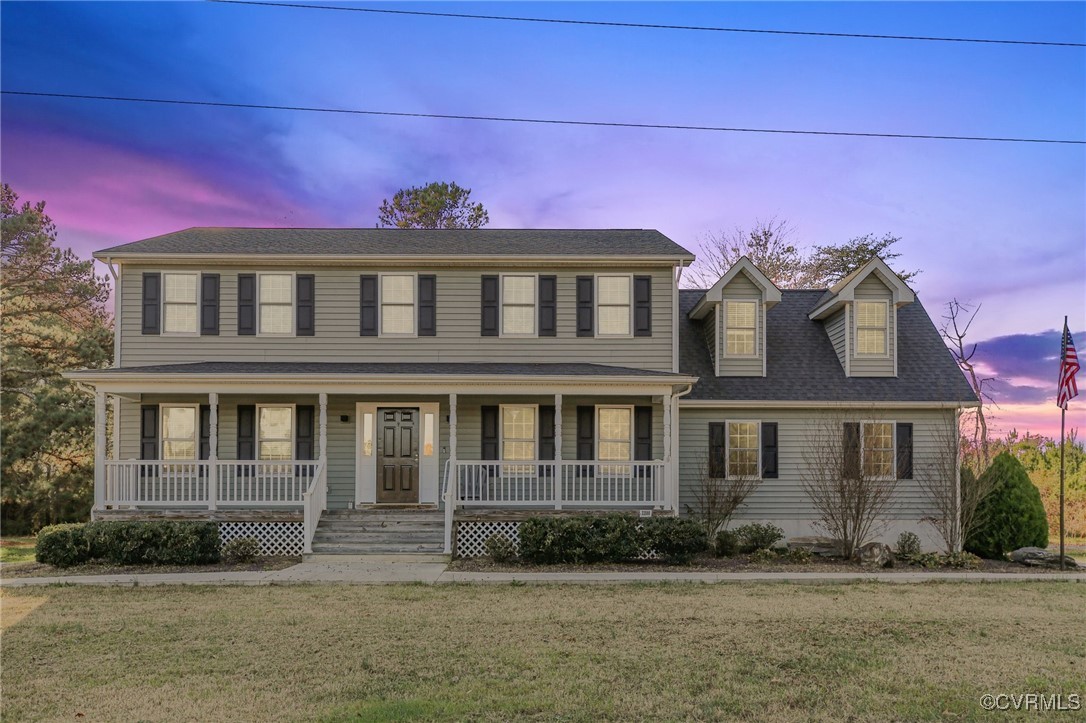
{"left": 856, "top": 301, "right": 888, "bottom": 356}
{"left": 725, "top": 301, "right": 757, "bottom": 356}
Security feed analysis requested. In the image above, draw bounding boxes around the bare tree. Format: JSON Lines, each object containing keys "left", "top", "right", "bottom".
{"left": 687, "top": 453, "right": 762, "bottom": 538}
{"left": 941, "top": 300, "right": 995, "bottom": 471}
{"left": 800, "top": 412, "right": 900, "bottom": 558}
{"left": 915, "top": 411, "right": 996, "bottom": 553}
{"left": 690, "top": 218, "right": 806, "bottom": 288}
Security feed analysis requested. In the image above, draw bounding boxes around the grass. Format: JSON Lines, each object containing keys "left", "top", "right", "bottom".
{"left": 0, "top": 537, "right": 36, "bottom": 564}
{"left": 2, "top": 583, "right": 1084, "bottom": 721}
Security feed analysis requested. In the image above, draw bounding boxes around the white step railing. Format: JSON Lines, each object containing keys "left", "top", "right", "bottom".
{"left": 302, "top": 459, "right": 328, "bottom": 554}
{"left": 102, "top": 460, "right": 320, "bottom": 508}
{"left": 451, "top": 460, "right": 666, "bottom": 508}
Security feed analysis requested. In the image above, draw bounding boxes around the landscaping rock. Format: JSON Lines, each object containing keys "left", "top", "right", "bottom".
{"left": 858, "top": 542, "right": 893, "bottom": 569}
{"left": 788, "top": 536, "right": 842, "bottom": 558}
{"left": 1008, "top": 547, "right": 1081, "bottom": 569}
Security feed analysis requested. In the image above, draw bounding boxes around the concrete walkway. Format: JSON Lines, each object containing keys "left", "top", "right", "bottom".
{"left": 2, "top": 562, "right": 1083, "bottom": 587}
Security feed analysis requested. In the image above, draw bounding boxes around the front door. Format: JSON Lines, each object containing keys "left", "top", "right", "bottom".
{"left": 377, "top": 408, "right": 419, "bottom": 503}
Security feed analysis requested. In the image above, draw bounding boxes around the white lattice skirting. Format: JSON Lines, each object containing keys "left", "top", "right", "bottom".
{"left": 219, "top": 522, "right": 303, "bottom": 556}
{"left": 456, "top": 521, "right": 521, "bottom": 558}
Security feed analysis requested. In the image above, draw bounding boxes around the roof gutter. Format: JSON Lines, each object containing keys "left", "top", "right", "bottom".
{"left": 679, "top": 399, "right": 981, "bottom": 409}
{"left": 91, "top": 253, "right": 696, "bottom": 266}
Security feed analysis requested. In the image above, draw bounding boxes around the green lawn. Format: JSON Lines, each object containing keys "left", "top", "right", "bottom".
{"left": 0, "top": 537, "right": 36, "bottom": 564}
{"left": 2, "top": 582, "right": 1083, "bottom": 722}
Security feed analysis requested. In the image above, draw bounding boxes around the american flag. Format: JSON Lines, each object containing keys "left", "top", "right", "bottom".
{"left": 1057, "top": 321, "right": 1079, "bottom": 409}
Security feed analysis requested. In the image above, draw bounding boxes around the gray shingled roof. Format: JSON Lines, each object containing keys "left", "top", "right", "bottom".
{"left": 90, "top": 361, "right": 691, "bottom": 379}
{"left": 96, "top": 228, "right": 695, "bottom": 259}
{"left": 679, "top": 289, "right": 977, "bottom": 403}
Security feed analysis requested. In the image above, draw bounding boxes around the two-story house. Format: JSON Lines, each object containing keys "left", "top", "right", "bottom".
{"left": 68, "top": 228, "right": 976, "bottom": 557}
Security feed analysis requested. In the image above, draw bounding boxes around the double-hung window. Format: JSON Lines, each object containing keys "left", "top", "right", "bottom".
{"left": 161, "top": 404, "right": 198, "bottom": 460}
{"left": 725, "top": 301, "right": 757, "bottom": 356}
{"left": 257, "top": 405, "right": 294, "bottom": 461}
{"left": 727, "top": 421, "right": 760, "bottom": 478}
{"left": 162, "top": 273, "right": 199, "bottom": 335}
{"left": 862, "top": 422, "right": 894, "bottom": 478}
{"left": 501, "top": 405, "right": 536, "bottom": 468}
{"left": 597, "top": 275, "right": 632, "bottom": 336}
{"left": 501, "top": 275, "right": 536, "bottom": 336}
{"left": 258, "top": 273, "right": 294, "bottom": 335}
{"left": 381, "top": 274, "right": 416, "bottom": 335}
{"left": 855, "top": 301, "right": 888, "bottom": 356}
{"left": 597, "top": 406, "right": 632, "bottom": 473}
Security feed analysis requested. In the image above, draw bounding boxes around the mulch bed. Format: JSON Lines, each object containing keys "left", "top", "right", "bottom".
{"left": 0, "top": 556, "right": 301, "bottom": 578}
{"left": 449, "top": 554, "right": 1084, "bottom": 575}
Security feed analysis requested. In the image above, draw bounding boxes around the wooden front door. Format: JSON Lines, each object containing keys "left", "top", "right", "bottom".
{"left": 377, "top": 408, "right": 419, "bottom": 503}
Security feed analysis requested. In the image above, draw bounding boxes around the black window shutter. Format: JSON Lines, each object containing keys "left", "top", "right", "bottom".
{"left": 634, "top": 275, "right": 652, "bottom": 337}
{"left": 199, "top": 405, "right": 211, "bottom": 460}
{"left": 481, "top": 275, "right": 499, "bottom": 336}
{"left": 359, "top": 275, "right": 378, "bottom": 336}
{"left": 896, "top": 422, "right": 913, "bottom": 480}
{"left": 635, "top": 407, "right": 653, "bottom": 460}
{"left": 142, "top": 272, "right": 161, "bottom": 335}
{"left": 481, "top": 406, "right": 499, "bottom": 460}
{"left": 296, "top": 274, "right": 315, "bottom": 336}
{"left": 539, "top": 405, "right": 556, "bottom": 460}
{"left": 200, "top": 274, "right": 220, "bottom": 336}
{"left": 237, "top": 274, "right": 256, "bottom": 336}
{"left": 576, "top": 276, "right": 594, "bottom": 337}
{"left": 576, "top": 406, "right": 595, "bottom": 460}
{"left": 140, "top": 405, "right": 159, "bottom": 459}
{"left": 418, "top": 274, "right": 437, "bottom": 336}
{"left": 538, "top": 275, "right": 557, "bottom": 337}
{"left": 843, "top": 422, "right": 861, "bottom": 479}
{"left": 761, "top": 422, "right": 779, "bottom": 479}
{"left": 237, "top": 405, "right": 256, "bottom": 460}
{"left": 296, "top": 405, "right": 315, "bottom": 460}
{"left": 708, "top": 422, "right": 726, "bottom": 478}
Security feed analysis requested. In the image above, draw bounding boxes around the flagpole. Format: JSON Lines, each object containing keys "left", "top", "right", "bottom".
{"left": 1059, "top": 315, "right": 1067, "bottom": 572}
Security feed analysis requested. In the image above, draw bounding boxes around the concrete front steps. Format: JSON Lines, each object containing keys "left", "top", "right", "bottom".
{"left": 307, "top": 507, "right": 447, "bottom": 561}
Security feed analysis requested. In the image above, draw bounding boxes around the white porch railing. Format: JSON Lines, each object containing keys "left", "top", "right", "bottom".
{"left": 102, "top": 460, "right": 321, "bottom": 508}
{"left": 450, "top": 460, "right": 666, "bottom": 508}
{"left": 302, "top": 459, "right": 328, "bottom": 554}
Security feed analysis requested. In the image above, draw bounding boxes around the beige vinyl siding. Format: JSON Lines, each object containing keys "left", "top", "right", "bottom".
{"left": 850, "top": 275, "right": 896, "bottom": 377}
{"left": 118, "top": 264, "right": 674, "bottom": 371}
{"left": 825, "top": 308, "right": 848, "bottom": 371}
{"left": 678, "top": 407, "right": 956, "bottom": 521}
{"left": 718, "top": 270, "right": 764, "bottom": 377}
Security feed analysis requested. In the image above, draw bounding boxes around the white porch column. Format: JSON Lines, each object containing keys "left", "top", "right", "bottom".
{"left": 94, "top": 390, "right": 106, "bottom": 510}
{"left": 662, "top": 392, "right": 673, "bottom": 510}
{"left": 554, "top": 393, "right": 563, "bottom": 461}
{"left": 318, "top": 393, "right": 328, "bottom": 461}
{"left": 445, "top": 393, "right": 458, "bottom": 554}
{"left": 208, "top": 392, "right": 219, "bottom": 510}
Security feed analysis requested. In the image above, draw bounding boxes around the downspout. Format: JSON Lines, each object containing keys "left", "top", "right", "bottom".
{"left": 104, "top": 258, "right": 121, "bottom": 467}
{"left": 670, "top": 382, "right": 694, "bottom": 513}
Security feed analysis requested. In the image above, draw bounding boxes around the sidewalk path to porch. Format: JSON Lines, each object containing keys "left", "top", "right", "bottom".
{"left": 2, "top": 563, "right": 1083, "bottom": 587}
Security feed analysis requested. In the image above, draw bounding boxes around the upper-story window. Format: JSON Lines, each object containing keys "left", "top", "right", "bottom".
{"left": 257, "top": 405, "right": 293, "bottom": 460}
{"left": 725, "top": 301, "right": 757, "bottom": 356}
{"left": 380, "top": 274, "right": 416, "bottom": 335}
{"left": 162, "top": 273, "right": 199, "bottom": 335}
{"left": 597, "top": 275, "right": 632, "bottom": 336}
{"left": 258, "top": 273, "right": 294, "bottom": 335}
{"left": 161, "top": 404, "right": 198, "bottom": 460}
{"left": 501, "top": 275, "right": 536, "bottom": 336}
{"left": 855, "top": 301, "right": 888, "bottom": 355}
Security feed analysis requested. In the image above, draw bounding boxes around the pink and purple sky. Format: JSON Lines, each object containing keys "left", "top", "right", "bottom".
{"left": 2, "top": 1, "right": 1083, "bottom": 436}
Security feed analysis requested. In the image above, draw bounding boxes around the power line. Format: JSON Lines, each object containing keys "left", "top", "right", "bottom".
{"left": 4, "top": 90, "right": 1083, "bottom": 145}
{"left": 207, "top": 0, "right": 1086, "bottom": 48}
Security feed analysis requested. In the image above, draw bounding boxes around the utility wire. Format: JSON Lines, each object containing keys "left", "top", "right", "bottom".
{"left": 4, "top": 90, "right": 1083, "bottom": 145}
{"left": 207, "top": 0, "right": 1086, "bottom": 48}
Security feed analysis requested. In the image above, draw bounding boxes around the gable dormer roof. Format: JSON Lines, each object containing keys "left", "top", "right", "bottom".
{"left": 688, "top": 256, "right": 783, "bottom": 320}
{"left": 807, "top": 256, "right": 915, "bottom": 321}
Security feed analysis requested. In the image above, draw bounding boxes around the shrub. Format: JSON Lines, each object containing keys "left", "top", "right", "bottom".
{"left": 941, "top": 551, "right": 982, "bottom": 569}
{"left": 749, "top": 548, "right": 779, "bottom": 565}
{"left": 36, "top": 524, "right": 92, "bottom": 567}
{"left": 735, "top": 523, "right": 785, "bottom": 553}
{"left": 714, "top": 530, "right": 739, "bottom": 558}
{"left": 222, "top": 537, "right": 260, "bottom": 563}
{"left": 643, "top": 517, "right": 708, "bottom": 564}
{"left": 965, "top": 453, "right": 1049, "bottom": 559}
{"left": 785, "top": 547, "right": 812, "bottom": 564}
{"left": 896, "top": 531, "right": 922, "bottom": 559}
{"left": 483, "top": 534, "right": 517, "bottom": 563}
{"left": 519, "top": 514, "right": 646, "bottom": 564}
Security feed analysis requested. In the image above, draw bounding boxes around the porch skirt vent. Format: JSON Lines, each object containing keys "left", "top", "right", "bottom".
{"left": 456, "top": 520, "right": 660, "bottom": 560}
{"left": 220, "top": 522, "right": 304, "bottom": 557}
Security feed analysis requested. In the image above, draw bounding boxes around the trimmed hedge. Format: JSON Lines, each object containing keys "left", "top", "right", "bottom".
{"left": 36, "top": 521, "right": 221, "bottom": 568}
{"left": 518, "top": 514, "right": 707, "bottom": 564}
{"left": 966, "top": 452, "right": 1048, "bottom": 559}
